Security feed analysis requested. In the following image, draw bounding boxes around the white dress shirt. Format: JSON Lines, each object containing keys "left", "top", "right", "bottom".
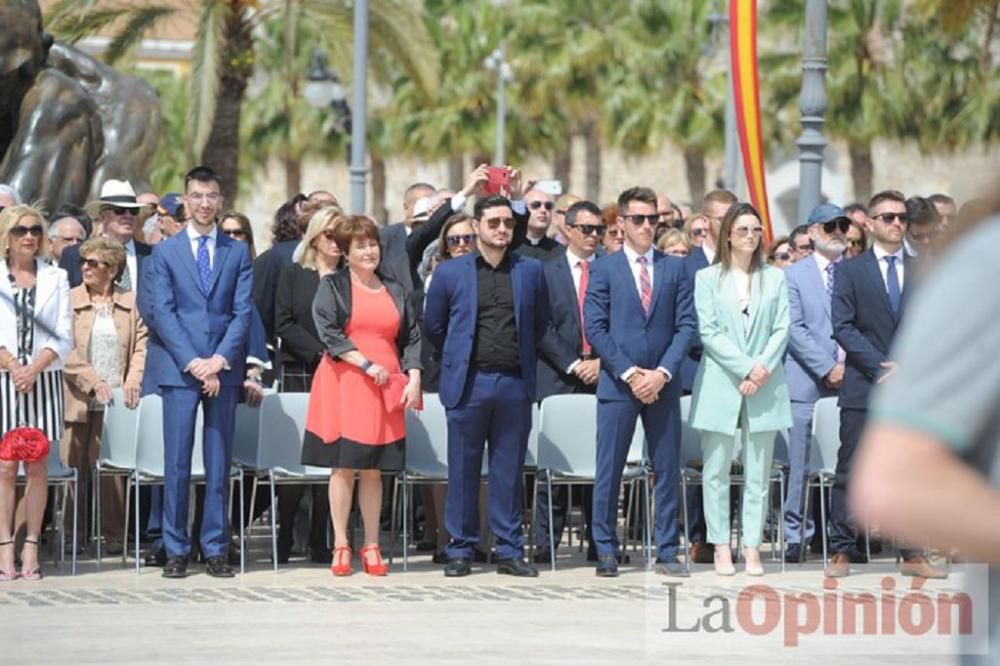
{"left": 872, "top": 243, "right": 905, "bottom": 292}
{"left": 564, "top": 248, "right": 596, "bottom": 374}
{"left": 813, "top": 252, "right": 835, "bottom": 290}
{"left": 123, "top": 239, "right": 137, "bottom": 287}
{"left": 702, "top": 242, "right": 716, "bottom": 266}
{"left": 186, "top": 223, "right": 218, "bottom": 267}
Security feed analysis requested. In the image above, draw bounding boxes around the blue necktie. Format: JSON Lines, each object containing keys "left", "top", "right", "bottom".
{"left": 196, "top": 235, "right": 212, "bottom": 292}
{"left": 885, "top": 255, "right": 900, "bottom": 315}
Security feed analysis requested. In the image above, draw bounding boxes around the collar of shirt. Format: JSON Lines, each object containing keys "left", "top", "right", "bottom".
{"left": 872, "top": 243, "right": 904, "bottom": 263}
{"left": 123, "top": 239, "right": 136, "bottom": 256}
{"left": 186, "top": 223, "right": 218, "bottom": 245}
{"left": 622, "top": 242, "right": 654, "bottom": 267}
{"left": 702, "top": 243, "right": 716, "bottom": 265}
{"left": 565, "top": 247, "right": 594, "bottom": 269}
{"left": 475, "top": 250, "right": 511, "bottom": 270}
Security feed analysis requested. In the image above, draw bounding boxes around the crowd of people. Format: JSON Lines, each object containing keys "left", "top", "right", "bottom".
{"left": 0, "top": 165, "right": 982, "bottom": 583}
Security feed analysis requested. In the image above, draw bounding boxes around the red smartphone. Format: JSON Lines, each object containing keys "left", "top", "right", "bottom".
{"left": 484, "top": 166, "right": 510, "bottom": 196}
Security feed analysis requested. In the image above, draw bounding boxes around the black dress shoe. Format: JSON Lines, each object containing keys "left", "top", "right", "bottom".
{"left": 444, "top": 558, "right": 472, "bottom": 577}
{"left": 205, "top": 556, "right": 235, "bottom": 578}
{"left": 144, "top": 548, "right": 167, "bottom": 567}
{"left": 654, "top": 556, "right": 688, "bottom": 577}
{"left": 595, "top": 555, "right": 619, "bottom": 577}
{"left": 785, "top": 543, "right": 805, "bottom": 563}
{"left": 532, "top": 550, "right": 553, "bottom": 564}
{"left": 496, "top": 557, "right": 539, "bottom": 577}
{"left": 162, "top": 556, "right": 188, "bottom": 579}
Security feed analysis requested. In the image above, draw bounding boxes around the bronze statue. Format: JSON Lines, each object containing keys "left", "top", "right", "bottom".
{"left": 0, "top": 0, "right": 161, "bottom": 209}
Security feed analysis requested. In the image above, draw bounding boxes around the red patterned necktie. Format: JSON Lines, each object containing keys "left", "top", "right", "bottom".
{"left": 637, "top": 255, "right": 652, "bottom": 315}
{"left": 577, "top": 260, "right": 591, "bottom": 355}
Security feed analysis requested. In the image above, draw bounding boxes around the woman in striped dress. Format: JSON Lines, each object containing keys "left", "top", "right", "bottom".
{"left": 0, "top": 205, "right": 72, "bottom": 580}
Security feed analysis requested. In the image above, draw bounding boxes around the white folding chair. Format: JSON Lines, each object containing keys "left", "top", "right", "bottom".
{"left": 803, "top": 396, "right": 851, "bottom": 567}
{"left": 16, "top": 444, "right": 78, "bottom": 575}
{"left": 95, "top": 389, "right": 140, "bottom": 564}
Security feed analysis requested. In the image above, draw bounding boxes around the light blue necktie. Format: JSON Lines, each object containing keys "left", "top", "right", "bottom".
{"left": 196, "top": 235, "right": 212, "bottom": 292}
{"left": 885, "top": 255, "right": 901, "bottom": 315}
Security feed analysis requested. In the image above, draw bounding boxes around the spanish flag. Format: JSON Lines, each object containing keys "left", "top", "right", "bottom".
{"left": 729, "top": 0, "right": 773, "bottom": 244}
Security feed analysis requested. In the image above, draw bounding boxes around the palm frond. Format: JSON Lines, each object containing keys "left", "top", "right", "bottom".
{"left": 103, "top": 5, "right": 177, "bottom": 65}
{"left": 187, "top": 0, "right": 227, "bottom": 164}
{"left": 46, "top": 7, "right": 130, "bottom": 44}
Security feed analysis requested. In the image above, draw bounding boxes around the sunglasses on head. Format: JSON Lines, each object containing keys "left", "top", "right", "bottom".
{"left": 446, "top": 233, "right": 476, "bottom": 247}
{"left": 624, "top": 214, "right": 659, "bottom": 227}
{"left": 9, "top": 225, "right": 43, "bottom": 238}
{"left": 80, "top": 257, "right": 111, "bottom": 269}
{"left": 221, "top": 228, "right": 246, "bottom": 239}
{"left": 875, "top": 212, "right": 909, "bottom": 225}
{"left": 822, "top": 218, "right": 852, "bottom": 234}
{"left": 568, "top": 223, "right": 605, "bottom": 236}
{"left": 528, "top": 201, "right": 554, "bottom": 211}
{"left": 484, "top": 217, "right": 516, "bottom": 230}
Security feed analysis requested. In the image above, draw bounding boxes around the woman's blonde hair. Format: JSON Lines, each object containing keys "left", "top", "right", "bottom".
{"left": 297, "top": 205, "right": 345, "bottom": 270}
{"left": 683, "top": 213, "right": 710, "bottom": 244}
{"left": 656, "top": 228, "right": 690, "bottom": 253}
{"left": 79, "top": 236, "right": 127, "bottom": 280}
{"left": 0, "top": 204, "right": 49, "bottom": 261}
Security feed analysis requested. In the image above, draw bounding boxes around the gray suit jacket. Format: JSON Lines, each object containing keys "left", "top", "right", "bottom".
{"left": 784, "top": 254, "right": 839, "bottom": 403}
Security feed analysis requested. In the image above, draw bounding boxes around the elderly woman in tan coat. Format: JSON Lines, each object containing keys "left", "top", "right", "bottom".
{"left": 62, "top": 236, "right": 147, "bottom": 553}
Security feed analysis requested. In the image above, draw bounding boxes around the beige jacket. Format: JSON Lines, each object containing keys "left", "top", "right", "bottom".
{"left": 63, "top": 285, "right": 148, "bottom": 423}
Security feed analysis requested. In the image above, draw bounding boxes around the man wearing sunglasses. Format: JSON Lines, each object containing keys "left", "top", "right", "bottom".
{"left": 517, "top": 188, "right": 560, "bottom": 261}
{"left": 826, "top": 189, "right": 945, "bottom": 580}
{"left": 585, "top": 186, "right": 696, "bottom": 577}
{"left": 781, "top": 203, "right": 851, "bottom": 563}
{"left": 533, "top": 200, "right": 605, "bottom": 565}
{"left": 424, "top": 193, "right": 551, "bottom": 579}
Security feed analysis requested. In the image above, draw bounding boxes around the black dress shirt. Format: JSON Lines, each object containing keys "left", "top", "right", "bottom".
{"left": 472, "top": 253, "right": 520, "bottom": 371}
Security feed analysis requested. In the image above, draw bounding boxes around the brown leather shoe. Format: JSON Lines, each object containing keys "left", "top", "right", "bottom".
{"left": 900, "top": 557, "right": 949, "bottom": 579}
{"left": 824, "top": 552, "right": 850, "bottom": 578}
{"left": 689, "top": 541, "right": 714, "bottom": 564}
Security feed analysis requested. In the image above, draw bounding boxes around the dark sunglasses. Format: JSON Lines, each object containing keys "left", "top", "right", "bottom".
{"left": 9, "top": 225, "right": 44, "bottom": 238}
{"left": 875, "top": 212, "right": 909, "bottom": 225}
{"left": 690, "top": 228, "right": 707, "bottom": 237}
{"left": 822, "top": 218, "right": 852, "bottom": 234}
{"left": 624, "top": 214, "right": 659, "bottom": 227}
{"left": 772, "top": 252, "right": 791, "bottom": 262}
{"left": 605, "top": 227, "right": 624, "bottom": 238}
{"left": 484, "top": 217, "right": 516, "bottom": 230}
{"left": 848, "top": 239, "right": 865, "bottom": 248}
{"left": 446, "top": 233, "right": 476, "bottom": 247}
{"left": 80, "top": 257, "right": 111, "bottom": 269}
{"left": 528, "top": 201, "right": 554, "bottom": 211}
{"left": 795, "top": 242, "right": 814, "bottom": 252}
{"left": 103, "top": 205, "right": 136, "bottom": 216}
{"left": 321, "top": 229, "right": 338, "bottom": 241}
{"left": 568, "top": 224, "right": 605, "bottom": 237}
{"left": 221, "top": 228, "right": 246, "bottom": 239}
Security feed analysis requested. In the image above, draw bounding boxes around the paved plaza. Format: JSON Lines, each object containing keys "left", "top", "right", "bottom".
{"left": 0, "top": 535, "right": 975, "bottom": 665}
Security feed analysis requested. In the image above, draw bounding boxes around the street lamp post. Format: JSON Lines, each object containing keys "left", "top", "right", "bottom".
{"left": 709, "top": 1, "right": 740, "bottom": 194}
{"left": 349, "top": 0, "right": 369, "bottom": 214}
{"left": 304, "top": 48, "right": 352, "bottom": 154}
{"left": 484, "top": 40, "right": 512, "bottom": 166}
{"left": 796, "top": 0, "right": 828, "bottom": 225}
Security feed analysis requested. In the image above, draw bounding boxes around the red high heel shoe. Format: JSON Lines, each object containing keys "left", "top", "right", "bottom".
{"left": 359, "top": 544, "right": 388, "bottom": 576}
{"left": 330, "top": 546, "right": 353, "bottom": 576}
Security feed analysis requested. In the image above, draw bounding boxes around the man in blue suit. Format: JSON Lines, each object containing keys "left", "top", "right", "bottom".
{"left": 827, "top": 189, "right": 945, "bottom": 579}
{"left": 585, "top": 186, "right": 696, "bottom": 577}
{"left": 680, "top": 189, "right": 736, "bottom": 564}
{"left": 782, "top": 203, "right": 850, "bottom": 563}
{"left": 145, "top": 166, "right": 253, "bottom": 578}
{"left": 533, "top": 200, "right": 604, "bottom": 562}
{"left": 424, "top": 192, "right": 551, "bottom": 578}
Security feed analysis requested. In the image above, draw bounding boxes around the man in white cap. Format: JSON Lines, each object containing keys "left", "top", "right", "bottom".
{"left": 60, "top": 179, "right": 152, "bottom": 289}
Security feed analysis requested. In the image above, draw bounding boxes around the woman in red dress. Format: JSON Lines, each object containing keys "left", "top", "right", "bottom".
{"left": 302, "top": 215, "right": 422, "bottom": 576}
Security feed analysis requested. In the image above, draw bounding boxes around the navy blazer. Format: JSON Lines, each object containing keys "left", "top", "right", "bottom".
{"left": 584, "top": 248, "right": 696, "bottom": 402}
{"left": 252, "top": 239, "right": 298, "bottom": 343}
{"left": 60, "top": 240, "right": 152, "bottom": 289}
{"left": 832, "top": 248, "right": 911, "bottom": 410}
{"left": 680, "top": 245, "right": 710, "bottom": 391}
{"left": 784, "top": 255, "right": 839, "bottom": 403}
{"left": 536, "top": 248, "right": 594, "bottom": 401}
{"left": 145, "top": 230, "right": 254, "bottom": 388}
{"left": 423, "top": 251, "right": 551, "bottom": 409}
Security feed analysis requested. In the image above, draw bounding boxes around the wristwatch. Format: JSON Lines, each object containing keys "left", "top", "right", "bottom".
{"left": 360, "top": 360, "right": 373, "bottom": 372}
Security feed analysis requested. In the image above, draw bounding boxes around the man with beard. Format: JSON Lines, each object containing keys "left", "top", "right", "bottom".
{"left": 781, "top": 203, "right": 849, "bottom": 562}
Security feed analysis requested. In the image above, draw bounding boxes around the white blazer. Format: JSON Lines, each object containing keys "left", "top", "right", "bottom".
{"left": 0, "top": 258, "right": 72, "bottom": 369}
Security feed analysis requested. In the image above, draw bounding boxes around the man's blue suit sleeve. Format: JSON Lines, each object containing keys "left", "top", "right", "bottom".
{"left": 423, "top": 263, "right": 450, "bottom": 353}
{"left": 212, "top": 244, "right": 254, "bottom": 365}
{"left": 149, "top": 247, "right": 200, "bottom": 372}
{"left": 831, "top": 261, "right": 885, "bottom": 377}
{"left": 584, "top": 259, "right": 634, "bottom": 378}
{"left": 656, "top": 263, "right": 696, "bottom": 376}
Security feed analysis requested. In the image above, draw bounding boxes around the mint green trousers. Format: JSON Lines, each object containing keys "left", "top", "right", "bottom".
{"left": 700, "top": 419, "right": 776, "bottom": 549}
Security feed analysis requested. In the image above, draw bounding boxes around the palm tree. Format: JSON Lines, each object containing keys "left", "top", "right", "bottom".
{"left": 46, "top": 0, "right": 439, "bottom": 206}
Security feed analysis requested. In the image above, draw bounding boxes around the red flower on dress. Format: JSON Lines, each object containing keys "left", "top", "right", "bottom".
{"left": 0, "top": 427, "right": 50, "bottom": 463}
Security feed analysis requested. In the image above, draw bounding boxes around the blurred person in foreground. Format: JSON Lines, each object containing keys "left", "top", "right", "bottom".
{"left": 852, "top": 202, "right": 1000, "bottom": 664}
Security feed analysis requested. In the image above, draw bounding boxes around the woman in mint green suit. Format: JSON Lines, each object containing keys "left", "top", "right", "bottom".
{"left": 689, "top": 203, "right": 792, "bottom": 576}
